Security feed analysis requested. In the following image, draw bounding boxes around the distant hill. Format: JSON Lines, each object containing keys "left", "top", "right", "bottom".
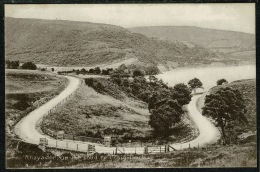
{"left": 6, "top": 17, "right": 235, "bottom": 69}
{"left": 129, "top": 26, "right": 255, "bottom": 63}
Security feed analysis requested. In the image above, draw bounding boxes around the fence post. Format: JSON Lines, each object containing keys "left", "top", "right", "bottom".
{"left": 189, "top": 143, "right": 190, "bottom": 149}
{"left": 115, "top": 147, "right": 117, "bottom": 155}
{"left": 144, "top": 146, "right": 148, "bottom": 154}
{"left": 77, "top": 144, "right": 78, "bottom": 151}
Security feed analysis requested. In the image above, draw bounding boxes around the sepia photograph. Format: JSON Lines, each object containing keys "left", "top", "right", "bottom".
{"left": 4, "top": 3, "right": 256, "bottom": 168}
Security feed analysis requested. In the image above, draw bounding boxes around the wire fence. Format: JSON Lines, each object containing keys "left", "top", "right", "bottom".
{"left": 37, "top": 77, "right": 223, "bottom": 154}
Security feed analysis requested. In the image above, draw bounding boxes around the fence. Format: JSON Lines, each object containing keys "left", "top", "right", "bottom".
{"left": 36, "top": 76, "right": 222, "bottom": 154}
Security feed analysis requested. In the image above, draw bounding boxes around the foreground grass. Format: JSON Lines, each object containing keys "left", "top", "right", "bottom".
{"left": 7, "top": 140, "right": 256, "bottom": 168}
{"left": 5, "top": 69, "right": 68, "bottom": 167}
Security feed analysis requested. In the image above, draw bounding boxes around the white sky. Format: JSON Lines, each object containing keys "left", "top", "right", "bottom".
{"left": 5, "top": 3, "right": 255, "bottom": 34}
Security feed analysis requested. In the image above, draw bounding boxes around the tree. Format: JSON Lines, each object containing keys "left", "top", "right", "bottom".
{"left": 149, "top": 99, "right": 184, "bottom": 137}
{"left": 133, "top": 69, "right": 144, "bottom": 78}
{"left": 217, "top": 79, "right": 228, "bottom": 85}
{"left": 145, "top": 66, "right": 160, "bottom": 75}
{"left": 21, "top": 62, "right": 37, "bottom": 70}
{"left": 94, "top": 67, "right": 101, "bottom": 74}
{"left": 89, "top": 68, "right": 94, "bottom": 74}
{"left": 202, "top": 87, "right": 247, "bottom": 144}
{"left": 172, "top": 83, "right": 192, "bottom": 106}
{"left": 51, "top": 68, "right": 54, "bottom": 72}
{"left": 188, "top": 78, "right": 203, "bottom": 93}
{"left": 80, "top": 68, "right": 87, "bottom": 74}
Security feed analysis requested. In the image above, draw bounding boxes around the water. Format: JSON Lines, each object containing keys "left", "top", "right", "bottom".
{"left": 157, "top": 65, "right": 256, "bottom": 90}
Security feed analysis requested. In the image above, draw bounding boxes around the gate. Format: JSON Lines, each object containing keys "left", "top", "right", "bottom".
{"left": 115, "top": 147, "right": 125, "bottom": 154}
{"left": 145, "top": 145, "right": 177, "bottom": 154}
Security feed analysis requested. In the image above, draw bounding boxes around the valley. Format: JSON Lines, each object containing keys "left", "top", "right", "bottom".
{"left": 4, "top": 15, "right": 257, "bottom": 168}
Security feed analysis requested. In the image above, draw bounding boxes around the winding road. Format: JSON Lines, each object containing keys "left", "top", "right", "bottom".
{"left": 14, "top": 75, "right": 220, "bottom": 154}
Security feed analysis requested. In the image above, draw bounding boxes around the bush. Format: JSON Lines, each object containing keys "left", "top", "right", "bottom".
{"left": 133, "top": 69, "right": 145, "bottom": 78}
{"left": 21, "top": 62, "right": 37, "bottom": 70}
{"left": 217, "top": 79, "right": 228, "bottom": 85}
{"left": 5, "top": 60, "right": 20, "bottom": 69}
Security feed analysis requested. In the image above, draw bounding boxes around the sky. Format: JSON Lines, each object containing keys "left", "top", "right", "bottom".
{"left": 5, "top": 3, "right": 255, "bottom": 34}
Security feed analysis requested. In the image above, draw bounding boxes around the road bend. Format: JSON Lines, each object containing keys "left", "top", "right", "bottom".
{"left": 14, "top": 75, "right": 220, "bottom": 154}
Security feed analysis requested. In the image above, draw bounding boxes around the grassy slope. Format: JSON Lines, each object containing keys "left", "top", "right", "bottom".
{"left": 6, "top": 17, "right": 222, "bottom": 67}
{"left": 41, "top": 76, "right": 198, "bottom": 143}
{"left": 5, "top": 69, "right": 68, "bottom": 137}
{"left": 5, "top": 69, "right": 68, "bottom": 168}
{"left": 129, "top": 26, "right": 255, "bottom": 61}
{"left": 197, "top": 79, "right": 256, "bottom": 137}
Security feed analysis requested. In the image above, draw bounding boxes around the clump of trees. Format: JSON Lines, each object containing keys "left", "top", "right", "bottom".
{"left": 101, "top": 68, "right": 113, "bottom": 75}
{"left": 5, "top": 60, "right": 20, "bottom": 69}
{"left": 21, "top": 62, "right": 37, "bottom": 70}
{"left": 110, "top": 67, "right": 192, "bottom": 137}
{"left": 5, "top": 60, "right": 38, "bottom": 70}
{"left": 202, "top": 87, "right": 247, "bottom": 144}
{"left": 217, "top": 78, "right": 228, "bottom": 85}
{"left": 188, "top": 78, "right": 203, "bottom": 93}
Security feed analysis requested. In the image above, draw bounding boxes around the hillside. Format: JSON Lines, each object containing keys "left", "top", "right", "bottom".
{"left": 197, "top": 79, "right": 256, "bottom": 143}
{"left": 129, "top": 26, "right": 255, "bottom": 63}
{"left": 5, "top": 17, "right": 233, "bottom": 68}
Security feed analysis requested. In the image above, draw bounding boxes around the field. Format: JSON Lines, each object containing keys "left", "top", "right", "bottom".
{"left": 6, "top": 69, "right": 68, "bottom": 166}
{"left": 41, "top": 76, "right": 198, "bottom": 144}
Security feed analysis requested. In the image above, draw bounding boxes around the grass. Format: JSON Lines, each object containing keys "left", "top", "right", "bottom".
{"left": 8, "top": 142, "right": 255, "bottom": 168}
{"left": 5, "top": 69, "right": 68, "bottom": 168}
{"left": 41, "top": 77, "right": 198, "bottom": 143}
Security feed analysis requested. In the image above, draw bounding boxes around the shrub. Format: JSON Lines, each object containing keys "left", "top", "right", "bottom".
{"left": 21, "top": 62, "right": 37, "bottom": 70}
{"left": 217, "top": 79, "right": 228, "bottom": 85}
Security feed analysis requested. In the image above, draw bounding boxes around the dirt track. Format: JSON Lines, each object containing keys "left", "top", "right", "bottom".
{"left": 14, "top": 75, "right": 220, "bottom": 154}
